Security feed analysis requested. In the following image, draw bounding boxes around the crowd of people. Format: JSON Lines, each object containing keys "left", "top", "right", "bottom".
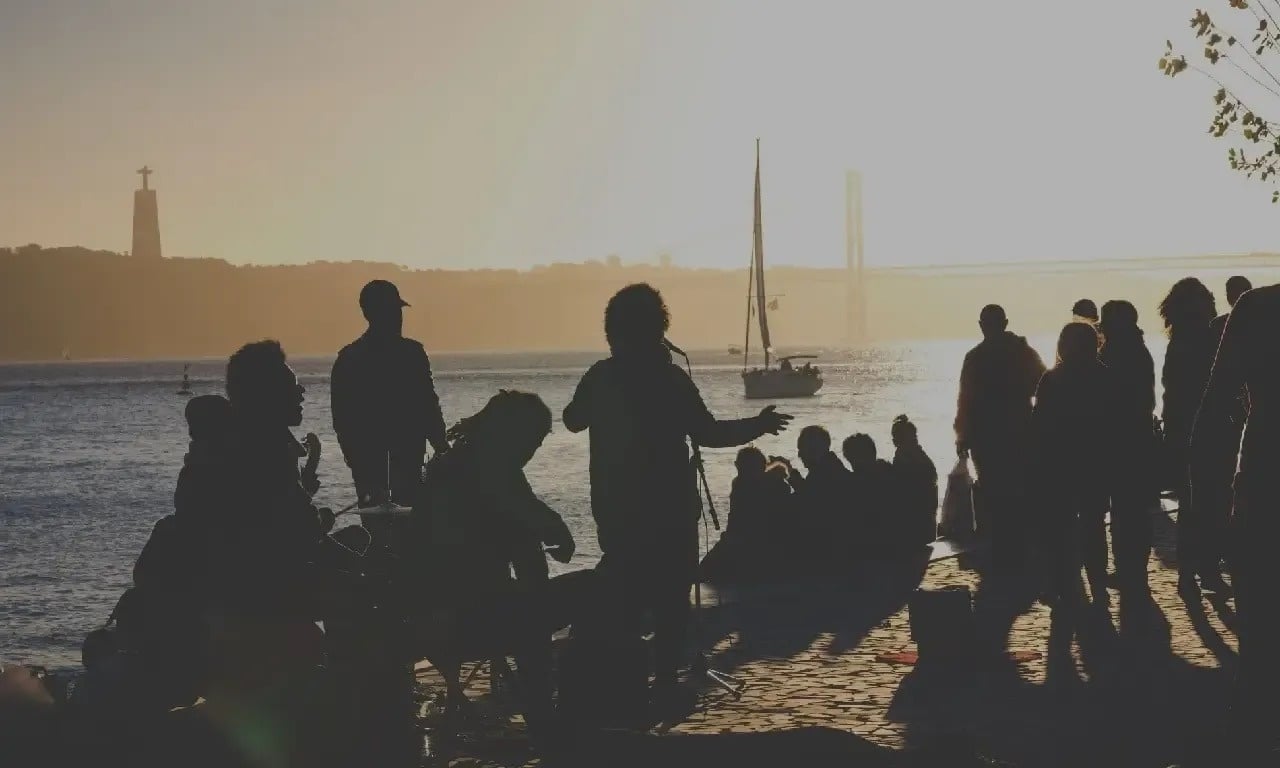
{"left": 700, "top": 415, "right": 938, "bottom": 584}
{"left": 4, "top": 271, "right": 1277, "bottom": 766}
{"left": 950, "top": 276, "right": 1277, "bottom": 758}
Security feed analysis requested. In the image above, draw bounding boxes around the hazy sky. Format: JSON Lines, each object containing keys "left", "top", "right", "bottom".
{"left": 1, "top": 0, "right": 1276, "bottom": 269}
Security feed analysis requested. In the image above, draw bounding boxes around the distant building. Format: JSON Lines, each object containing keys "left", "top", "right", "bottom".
{"left": 132, "top": 166, "right": 162, "bottom": 259}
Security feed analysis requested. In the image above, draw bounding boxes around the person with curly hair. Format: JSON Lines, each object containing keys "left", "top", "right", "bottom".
{"left": 563, "top": 283, "right": 792, "bottom": 710}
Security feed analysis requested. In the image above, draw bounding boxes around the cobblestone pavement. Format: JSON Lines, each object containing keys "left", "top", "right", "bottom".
{"left": 421, "top": 511, "right": 1239, "bottom": 767}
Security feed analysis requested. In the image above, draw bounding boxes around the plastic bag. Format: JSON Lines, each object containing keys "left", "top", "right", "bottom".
{"left": 938, "top": 458, "right": 975, "bottom": 540}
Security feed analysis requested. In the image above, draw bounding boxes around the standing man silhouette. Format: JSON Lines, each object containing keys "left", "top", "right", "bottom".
{"left": 332, "top": 280, "right": 448, "bottom": 519}
{"left": 955, "top": 304, "right": 1047, "bottom": 573}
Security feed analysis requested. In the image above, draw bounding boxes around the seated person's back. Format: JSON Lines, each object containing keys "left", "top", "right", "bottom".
{"left": 843, "top": 433, "right": 901, "bottom": 555}
{"left": 788, "top": 426, "right": 853, "bottom": 566}
{"left": 890, "top": 415, "right": 939, "bottom": 548}
{"left": 701, "top": 447, "right": 792, "bottom": 583}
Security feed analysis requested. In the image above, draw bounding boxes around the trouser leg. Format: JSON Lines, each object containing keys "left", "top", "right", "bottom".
{"left": 1080, "top": 497, "right": 1109, "bottom": 593}
{"left": 1110, "top": 495, "right": 1151, "bottom": 591}
{"left": 1229, "top": 475, "right": 1280, "bottom": 750}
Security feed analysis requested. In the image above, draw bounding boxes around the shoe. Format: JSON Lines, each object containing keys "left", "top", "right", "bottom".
{"left": 1199, "top": 573, "right": 1233, "bottom": 598}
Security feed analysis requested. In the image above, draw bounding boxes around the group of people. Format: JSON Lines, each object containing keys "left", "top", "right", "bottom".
{"left": 701, "top": 415, "right": 938, "bottom": 584}
{"left": 9, "top": 270, "right": 1280, "bottom": 764}
{"left": 45, "top": 280, "right": 794, "bottom": 766}
{"left": 955, "top": 277, "right": 1280, "bottom": 755}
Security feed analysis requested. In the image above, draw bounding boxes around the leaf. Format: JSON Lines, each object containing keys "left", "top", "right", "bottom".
{"left": 1261, "top": 19, "right": 1269, "bottom": 31}
{"left": 1229, "top": 36, "right": 1238, "bottom": 46}
{"left": 1216, "top": 87, "right": 1228, "bottom": 104}
{"left": 1210, "top": 33, "right": 1223, "bottom": 44}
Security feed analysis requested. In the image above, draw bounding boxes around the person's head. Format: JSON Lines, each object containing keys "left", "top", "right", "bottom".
{"left": 734, "top": 446, "right": 768, "bottom": 477}
{"left": 446, "top": 389, "right": 552, "bottom": 468}
{"left": 1158, "top": 277, "right": 1217, "bottom": 336}
{"left": 1055, "top": 322, "right": 1100, "bottom": 368}
{"left": 978, "top": 304, "right": 1008, "bottom": 339}
{"left": 842, "top": 433, "right": 877, "bottom": 469}
{"left": 796, "top": 425, "right": 831, "bottom": 467}
{"left": 1099, "top": 299, "right": 1140, "bottom": 341}
{"left": 605, "top": 283, "right": 670, "bottom": 355}
{"left": 359, "top": 279, "right": 408, "bottom": 337}
{"left": 1226, "top": 275, "right": 1253, "bottom": 307}
{"left": 226, "top": 340, "right": 303, "bottom": 427}
{"left": 185, "top": 394, "right": 232, "bottom": 442}
{"left": 890, "top": 414, "right": 918, "bottom": 449}
{"left": 1072, "top": 298, "right": 1098, "bottom": 323}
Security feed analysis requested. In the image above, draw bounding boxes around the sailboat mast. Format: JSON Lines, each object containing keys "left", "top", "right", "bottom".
{"left": 742, "top": 244, "right": 754, "bottom": 372}
{"left": 753, "top": 139, "right": 772, "bottom": 369}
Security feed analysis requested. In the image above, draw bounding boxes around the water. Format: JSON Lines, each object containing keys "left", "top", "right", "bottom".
{"left": 2, "top": 336, "right": 1154, "bottom": 669}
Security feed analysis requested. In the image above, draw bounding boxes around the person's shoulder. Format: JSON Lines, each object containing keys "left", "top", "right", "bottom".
{"left": 335, "top": 337, "right": 363, "bottom": 360}
{"left": 396, "top": 337, "right": 428, "bottom": 355}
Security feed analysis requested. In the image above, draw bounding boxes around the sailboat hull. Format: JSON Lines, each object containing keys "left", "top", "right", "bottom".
{"left": 742, "top": 369, "right": 823, "bottom": 399}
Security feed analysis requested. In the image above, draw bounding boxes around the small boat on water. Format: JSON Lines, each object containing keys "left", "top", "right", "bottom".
{"left": 177, "top": 364, "right": 193, "bottom": 396}
{"left": 740, "top": 140, "right": 823, "bottom": 399}
{"left": 728, "top": 345, "right": 743, "bottom": 356}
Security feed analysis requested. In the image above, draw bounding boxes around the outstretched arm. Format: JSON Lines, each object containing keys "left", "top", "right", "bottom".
{"left": 678, "top": 368, "right": 791, "bottom": 447}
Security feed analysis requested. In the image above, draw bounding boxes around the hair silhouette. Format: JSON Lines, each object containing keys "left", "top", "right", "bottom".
{"left": 1158, "top": 277, "right": 1217, "bottom": 336}
{"left": 225, "top": 339, "right": 287, "bottom": 406}
{"left": 605, "top": 283, "right": 670, "bottom": 353}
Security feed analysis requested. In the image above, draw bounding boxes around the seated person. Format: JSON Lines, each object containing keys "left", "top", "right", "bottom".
{"left": 407, "top": 390, "right": 576, "bottom": 746}
{"left": 842, "top": 433, "right": 900, "bottom": 556}
{"left": 783, "top": 426, "right": 852, "bottom": 568}
{"left": 700, "top": 447, "right": 792, "bottom": 584}
{"left": 890, "top": 415, "right": 939, "bottom": 548}
{"left": 192, "top": 342, "right": 344, "bottom": 765}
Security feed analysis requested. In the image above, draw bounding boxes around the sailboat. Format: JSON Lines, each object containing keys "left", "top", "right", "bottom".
{"left": 177, "top": 364, "right": 193, "bottom": 396}
{"left": 741, "top": 140, "right": 823, "bottom": 399}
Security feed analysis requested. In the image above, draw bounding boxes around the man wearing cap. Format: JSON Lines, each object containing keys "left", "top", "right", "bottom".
{"left": 331, "top": 280, "right": 449, "bottom": 511}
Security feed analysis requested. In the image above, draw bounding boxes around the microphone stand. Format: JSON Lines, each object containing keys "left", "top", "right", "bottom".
{"left": 671, "top": 343, "right": 747, "bottom": 700}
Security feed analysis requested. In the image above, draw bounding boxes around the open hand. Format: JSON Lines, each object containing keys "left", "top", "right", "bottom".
{"left": 756, "top": 405, "right": 793, "bottom": 436}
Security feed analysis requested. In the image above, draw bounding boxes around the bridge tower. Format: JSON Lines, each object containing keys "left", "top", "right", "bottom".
{"left": 845, "top": 170, "right": 866, "bottom": 345}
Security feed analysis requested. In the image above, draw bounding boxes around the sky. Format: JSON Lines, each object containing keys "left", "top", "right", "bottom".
{"left": 1, "top": 0, "right": 1276, "bottom": 270}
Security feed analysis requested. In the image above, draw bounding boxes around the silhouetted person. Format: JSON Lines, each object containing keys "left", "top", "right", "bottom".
{"left": 955, "top": 304, "right": 1046, "bottom": 571}
{"left": 891, "top": 415, "right": 939, "bottom": 548}
{"left": 1098, "top": 300, "right": 1157, "bottom": 593}
{"left": 562, "top": 283, "right": 791, "bottom": 705}
{"left": 1189, "top": 276, "right": 1254, "bottom": 600}
{"left": 197, "top": 341, "right": 340, "bottom": 767}
{"left": 1072, "top": 298, "right": 1099, "bottom": 325}
{"left": 842, "top": 433, "right": 899, "bottom": 555}
{"left": 786, "top": 425, "right": 853, "bottom": 560}
{"left": 1193, "top": 283, "right": 1279, "bottom": 757}
{"left": 331, "top": 279, "right": 448, "bottom": 510}
{"left": 409, "top": 390, "right": 574, "bottom": 749}
{"left": 1159, "top": 277, "right": 1228, "bottom": 596}
{"left": 1032, "top": 323, "right": 1118, "bottom": 608}
{"left": 700, "top": 447, "right": 792, "bottom": 584}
